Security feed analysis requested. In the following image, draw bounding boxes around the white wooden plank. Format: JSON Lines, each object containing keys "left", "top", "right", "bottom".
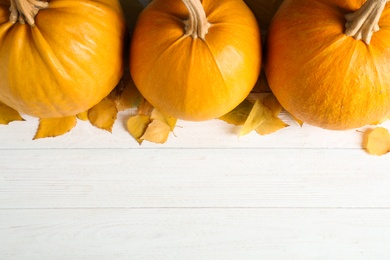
{"left": 1, "top": 111, "right": 389, "bottom": 149}
{"left": 1, "top": 148, "right": 389, "bottom": 208}
{"left": 1, "top": 208, "right": 390, "bottom": 259}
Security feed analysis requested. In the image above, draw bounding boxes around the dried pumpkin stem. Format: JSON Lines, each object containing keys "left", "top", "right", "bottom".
{"left": 182, "top": 0, "right": 211, "bottom": 40}
{"left": 9, "top": 0, "right": 49, "bottom": 26}
{"left": 345, "top": 0, "right": 388, "bottom": 44}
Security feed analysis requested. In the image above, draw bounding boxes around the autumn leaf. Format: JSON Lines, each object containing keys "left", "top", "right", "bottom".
{"left": 251, "top": 69, "right": 271, "bottom": 93}
{"left": 150, "top": 109, "right": 177, "bottom": 131}
{"left": 240, "top": 93, "right": 288, "bottom": 136}
{"left": 255, "top": 94, "right": 288, "bottom": 135}
{"left": 259, "top": 93, "right": 282, "bottom": 116}
{"left": 88, "top": 98, "right": 118, "bottom": 132}
{"left": 127, "top": 114, "right": 151, "bottom": 144}
{"left": 76, "top": 110, "right": 89, "bottom": 121}
{"left": 0, "top": 102, "right": 24, "bottom": 124}
{"left": 141, "top": 119, "right": 172, "bottom": 144}
{"left": 137, "top": 99, "right": 154, "bottom": 116}
{"left": 34, "top": 116, "right": 77, "bottom": 139}
{"left": 240, "top": 99, "right": 266, "bottom": 136}
{"left": 139, "top": 109, "right": 177, "bottom": 143}
{"left": 256, "top": 116, "right": 288, "bottom": 135}
{"left": 112, "top": 72, "right": 144, "bottom": 111}
{"left": 365, "top": 127, "right": 390, "bottom": 156}
{"left": 218, "top": 99, "right": 253, "bottom": 126}
{"left": 126, "top": 100, "right": 176, "bottom": 144}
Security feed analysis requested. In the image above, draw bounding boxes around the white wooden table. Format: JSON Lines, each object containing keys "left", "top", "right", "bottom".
{"left": 1, "top": 110, "right": 390, "bottom": 259}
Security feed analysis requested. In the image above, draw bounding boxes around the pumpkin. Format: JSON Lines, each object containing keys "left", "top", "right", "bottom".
{"left": 265, "top": 0, "right": 390, "bottom": 130}
{"left": 129, "top": 0, "right": 261, "bottom": 121}
{"left": 0, "top": 0, "right": 126, "bottom": 118}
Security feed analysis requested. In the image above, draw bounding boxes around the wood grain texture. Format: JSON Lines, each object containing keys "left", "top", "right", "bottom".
{"left": 0, "top": 148, "right": 389, "bottom": 208}
{"left": 1, "top": 112, "right": 390, "bottom": 259}
{"left": 1, "top": 209, "right": 390, "bottom": 259}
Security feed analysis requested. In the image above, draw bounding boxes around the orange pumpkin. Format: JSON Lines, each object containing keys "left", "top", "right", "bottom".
{"left": 265, "top": 0, "right": 390, "bottom": 130}
{"left": 0, "top": 0, "right": 126, "bottom": 118}
{"left": 130, "top": 0, "right": 261, "bottom": 121}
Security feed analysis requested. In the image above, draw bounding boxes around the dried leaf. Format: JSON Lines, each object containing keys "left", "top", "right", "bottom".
{"left": 113, "top": 72, "right": 144, "bottom": 111}
{"left": 141, "top": 119, "right": 171, "bottom": 144}
{"left": 240, "top": 99, "right": 268, "bottom": 136}
{"left": 76, "top": 110, "right": 89, "bottom": 121}
{"left": 240, "top": 94, "right": 288, "bottom": 136}
{"left": 252, "top": 70, "right": 271, "bottom": 93}
{"left": 88, "top": 98, "right": 118, "bottom": 132}
{"left": 126, "top": 100, "right": 176, "bottom": 144}
{"left": 259, "top": 93, "right": 283, "bottom": 117}
{"left": 256, "top": 116, "right": 288, "bottom": 135}
{"left": 138, "top": 99, "right": 154, "bottom": 116}
{"left": 126, "top": 100, "right": 154, "bottom": 144}
{"left": 151, "top": 109, "right": 177, "bottom": 131}
{"left": 126, "top": 114, "right": 151, "bottom": 144}
{"left": 34, "top": 116, "right": 77, "bottom": 139}
{"left": 218, "top": 99, "right": 253, "bottom": 126}
{"left": 0, "top": 102, "right": 24, "bottom": 124}
{"left": 365, "top": 127, "right": 390, "bottom": 156}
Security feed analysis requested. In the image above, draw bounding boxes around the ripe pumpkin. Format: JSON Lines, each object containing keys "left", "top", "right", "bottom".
{"left": 0, "top": 0, "right": 126, "bottom": 118}
{"left": 265, "top": 0, "right": 390, "bottom": 130}
{"left": 130, "top": 0, "right": 261, "bottom": 121}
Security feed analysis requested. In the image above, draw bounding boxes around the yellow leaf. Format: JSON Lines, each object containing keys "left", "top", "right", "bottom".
{"left": 251, "top": 70, "right": 271, "bottom": 93}
{"left": 240, "top": 100, "right": 268, "bottom": 136}
{"left": 113, "top": 72, "right": 144, "bottom": 111}
{"left": 365, "top": 127, "right": 390, "bottom": 156}
{"left": 141, "top": 119, "right": 171, "bottom": 144}
{"left": 126, "top": 101, "right": 176, "bottom": 144}
{"left": 76, "top": 110, "right": 89, "bottom": 121}
{"left": 34, "top": 116, "right": 77, "bottom": 139}
{"left": 259, "top": 93, "right": 283, "bottom": 117}
{"left": 218, "top": 99, "right": 253, "bottom": 126}
{"left": 0, "top": 102, "right": 24, "bottom": 124}
{"left": 256, "top": 117, "right": 289, "bottom": 135}
{"left": 88, "top": 98, "right": 118, "bottom": 132}
{"left": 151, "top": 109, "right": 177, "bottom": 131}
{"left": 240, "top": 94, "right": 288, "bottom": 136}
{"left": 138, "top": 99, "right": 154, "bottom": 116}
{"left": 126, "top": 114, "right": 151, "bottom": 144}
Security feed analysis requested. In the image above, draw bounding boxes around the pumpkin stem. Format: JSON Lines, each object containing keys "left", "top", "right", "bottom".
{"left": 182, "top": 0, "right": 211, "bottom": 40}
{"left": 345, "top": 0, "right": 388, "bottom": 44}
{"left": 9, "top": 0, "right": 49, "bottom": 26}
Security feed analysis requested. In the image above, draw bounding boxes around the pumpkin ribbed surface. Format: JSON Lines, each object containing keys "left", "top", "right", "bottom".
{"left": 0, "top": 0, "right": 126, "bottom": 118}
{"left": 265, "top": 0, "right": 390, "bottom": 130}
{"left": 130, "top": 0, "right": 261, "bottom": 121}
